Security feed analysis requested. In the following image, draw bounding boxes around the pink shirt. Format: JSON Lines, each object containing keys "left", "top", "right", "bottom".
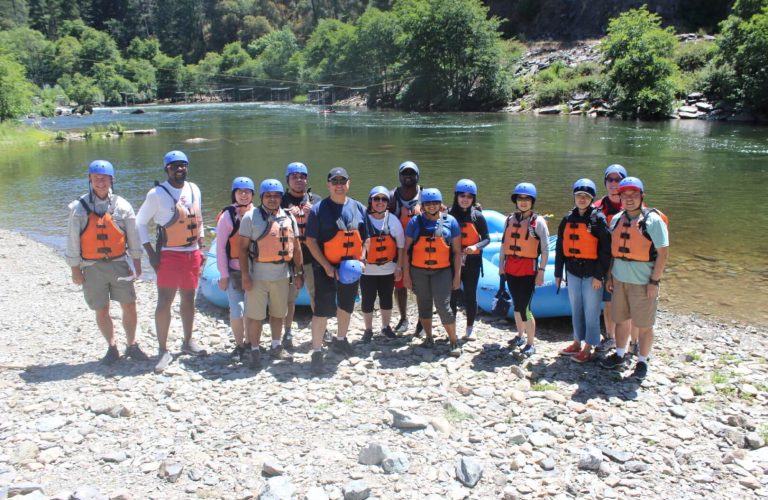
{"left": 215, "top": 206, "right": 242, "bottom": 277}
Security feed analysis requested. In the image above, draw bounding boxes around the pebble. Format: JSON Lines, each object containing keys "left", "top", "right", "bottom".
{"left": 342, "top": 480, "right": 370, "bottom": 500}
{"left": 578, "top": 447, "right": 603, "bottom": 471}
{"left": 455, "top": 456, "right": 483, "bottom": 488}
{"left": 358, "top": 443, "right": 389, "bottom": 466}
{"left": 382, "top": 451, "right": 409, "bottom": 474}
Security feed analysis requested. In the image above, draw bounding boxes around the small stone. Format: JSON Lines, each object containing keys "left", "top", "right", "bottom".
{"left": 260, "top": 476, "right": 295, "bottom": 500}
{"left": 158, "top": 462, "right": 183, "bottom": 483}
{"left": 262, "top": 457, "right": 285, "bottom": 477}
{"left": 739, "top": 476, "right": 761, "bottom": 490}
{"left": 508, "top": 429, "right": 527, "bottom": 445}
{"left": 528, "top": 432, "right": 555, "bottom": 448}
{"left": 7, "top": 484, "right": 44, "bottom": 496}
{"left": 110, "top": 489, "right": 133, "bottom": 500}
{"left": 38, "top": 446, "right": 62, "bottom": 464}
{"left": 540, "top": 457, "right": 555, "bottom": 471}
{"left": 676, "top": 427, "right": 695, "bottom": 440}
{"left": 622, "top": 460, "right": 649, "bottom": 473}
{"left": 100, "top": 451, "right": 128, "bottom": 464}
{"left": 35, "top": 416, "right": 67, "bottom": 432}
{"left": 428, "top": 417, "right": 451, "bottom": 435}
{"left": 509, "top": 390, "right": 526, "bottom": 402}
{"left": 71, "top": 485, "right": 108, "bottom": 500}
{"left": 455, "top": 456, "right": 483, "bottom": 488}
{"left": 342, "top": 480, "right": 370, "bottom": 500}
{"left": 601, "top": 448, "right": 632, "bottom": 464}
{"left": 669, "top": 406, "right": 687, "bottom": 419}
{"left": 305, "top": 486, "right": 329, "bottom": 500}
{"left": 358, "top": 443, "right": 389, "bottom": 466}
{"left": 510, "top": 366, "right": 527, "bottom": 379}
{"left": 674, "top": 386, "right": 695, "bottom": 402}
{"left": 745, "top": 432, "right": 765, "bottom": 450}
{"left": 16, "top": 442, "right": 39, "bottom": 461}
{"left": 381, "top": 452, "right": 409, "bottom": 474}
{"left": 388, "top": 408, "right": 428, "bottom": 429}
{"left": 725, "top": 428, "right": 747, "bottom": 448}
{"left": 578, "top": 447, "right": 603, "bottom": 471}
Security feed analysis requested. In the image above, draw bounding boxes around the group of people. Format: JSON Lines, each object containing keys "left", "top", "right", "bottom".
{"left": 66, "top": 153, "right": 668, "bottom": 380}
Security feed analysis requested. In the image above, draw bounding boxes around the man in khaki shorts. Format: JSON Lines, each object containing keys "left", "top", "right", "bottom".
{"left": 600, "top": 177, "right": 669, "bottom": 381}
{"left": 239, "top": 179, "right": 303, "bottom": 370}
{"left": 66, "top": 160, "right": 149, "bottom": 365}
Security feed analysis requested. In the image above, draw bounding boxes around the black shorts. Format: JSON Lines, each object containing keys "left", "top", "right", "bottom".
{"left": 360, "top": 273, "right": 395, "bottom": 313}
{"left": 313, "top": 264, "right": 359, "bottom": 317}
{"left": 504, "top": 273, "right": 536, "bottom": 321}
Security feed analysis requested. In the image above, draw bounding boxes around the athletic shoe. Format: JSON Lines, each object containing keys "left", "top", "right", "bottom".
{"left": 394, "top": 318, "right": 409, "bottom": 333}
{"left": 269, "top": 346, "right": 294, "bottom": 362}
{"left": 462, "top": 325, "right": 475, "bottom": 341}
{"left": 154, "top": 350, "right": 173, "bottom": 374}
{"left": 414, "top": 322, "right": 424, "bottom": 337}
{"left": 247, "top": 349, "right": 263, "bottom": 370}
{"left": 231, "top": 344, "right": 244, "bottom": 359}
{"left": 571, "top": 350, "right": 593, "bottom": 364}
{"left": 508, "top": 336, "right": 526, "bottom": 348}
{"left": 420, "top": 337, "right": 435, "bottom": 348}
{"left": 361, "top": 329, "right": 374, "bottom": 343}
{"left": 182, "top": 340, "right": 208, "bottom": 356}
{"left": 331, "top": 337, "right": 355, "bottom": 357}
{"left": 382, "top": 326, "right": 397, "bottom": 339}
{"left": 282, "top": 331, "right": 294, "bottom": 350}
{"left": 101, "top": 345, "right": 120, "bottom": 365}
{"left": 448, "top": 342, "right": 462, "bottom": 357}
{"left": 520, "top": 344, "right": 536, "bottom": 357}
{"left": 240, "top": 343, "right": 251, "bottom": 362}
{"left": 124, "top": 343, "right": 149, "bottom": 362}
{"left": 310, "top": 351, "right": 324, "bottom": 374}
{"left": 322, "top": 329, "right": 334, "bottom": 346}
{"left": 595, "top": 338, "right": 616, "bottom": 352}
{"left": 560, "top": 343, "right": 581, "bottom": 356}
{"left": 631, "top": 361, "right": 648, "bottom": 381}
{"left": 630, "top": 342, "right": 639, "bottom": 357}
{"left": 600, "top": 353, "right": 626, "bottom": 370}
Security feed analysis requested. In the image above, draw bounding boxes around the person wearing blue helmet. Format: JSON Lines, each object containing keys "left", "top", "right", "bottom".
{"left": 238, "top": 179, "right": 303, "bottom": 370}
{"left": 360, "top": 186, "right": 406, "bottom": 343}
{"left": 555, "top": 179, "right": 611, "bottom": 363}
{"left": 600, "top": 177, "right": 669, "bottom": 382}
{"left": 389, "top": 161, "right": 423, "bottom": 335}
{"left": 448, "top": 179, "right": 490, "bottom": 341}
{"left": 304, "top": 167, "right": 368, "bottom": 374}
{"left": 280, "top": 161, "right": 322, "bottom": 350}
{"left": 403, "top": 188, "right": 463, "bottom": 357}
{"left": 215, "top": 177, "right": 255, "bottom": 362}
{"left": 500, "top": 182, "right": 550, "bottom": 357}
{"left": 136, "top": 149, "right": 206, "bottom": 373}
{"left": 66, "top": 160, "right": 148, "bottom": 365}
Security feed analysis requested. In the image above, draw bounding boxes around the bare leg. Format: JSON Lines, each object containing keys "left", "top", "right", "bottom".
{"left": 95, "top": 305, "right": 116, "bottom": 346}
{"left": 337, "top": 309, "right": 351, "bottom": 338}
{"left": 637, "top": 327, "right": 654, "bottom": 357}
{"left": 285, "top": 302, "right": 296, "bottom": 335}
{"left": 179, "top": 289, "right": 196, "bottom": 343}
{"left": 248, "top": 319, "right": 264, "bottom": 347}
{"left": 525, "top": 317, "right": 536, "bottom": 346}
{"left": 155, "top": 287, "right": 177, "bottom": 351}
{"left": 444, "top": 323, "right": 458, "bottom": 344}
{"left": 363, "top": 312, "right": 374, "bottom": 330}
{"left": 231, "top": 317, "right": 246, "bottom": 346}
{"left": 615, "top": 319, "right": 632, "bottom": 352}
{"left": 381, "top": 309, "right": 392, "bottom": 329}
{"left": 603, "top": 302, "right": 615, "bottom": 339}
{"left": 420, "top": 318, "right": 433, "bottom": 338}
{"left": 311, "top": 316, "right": 328, "bottom": 350}
{"left": 513, "top": 312, "right": 525, "bottom": 338}
{"left": 269, "top": 316, "right": 283, "bottom": 342}
{"left": 120, "top": 302, "right": 137, "bottom": 345}
{"left": 395, "top": 288, "right": 407, "bottom": 321}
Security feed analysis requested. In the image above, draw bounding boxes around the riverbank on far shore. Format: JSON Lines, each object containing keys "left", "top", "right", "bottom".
{"left": 1, "top": 228, "right": 767, "bottom": 498}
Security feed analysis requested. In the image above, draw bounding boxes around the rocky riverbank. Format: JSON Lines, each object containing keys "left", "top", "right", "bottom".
{"left": 1, "top": 228, "right": 767, "bottom": 499}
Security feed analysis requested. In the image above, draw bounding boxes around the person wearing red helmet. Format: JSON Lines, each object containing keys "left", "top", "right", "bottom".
{"left": 600, "top": 177, "right": 669, "bottom": 381}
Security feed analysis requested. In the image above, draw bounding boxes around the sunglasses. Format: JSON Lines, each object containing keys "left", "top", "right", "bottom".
{"left": 423, "top": 201, "right": 441, "bottom": 206}
{"left": 329, "top": 178, "right": 348, "bottom": 185}
{"left": 371, "top": 196, "right": 388, "bottom": 202}
{"left": 606, "top": 176, "right": 623, "bottom": 183}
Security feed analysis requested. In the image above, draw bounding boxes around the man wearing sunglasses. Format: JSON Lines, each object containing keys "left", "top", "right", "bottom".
{"left": 388, "top": 161, "right": 423, "bottom": 335}
{"left": 304, "top": 167, "right": 368, "bottom": 374}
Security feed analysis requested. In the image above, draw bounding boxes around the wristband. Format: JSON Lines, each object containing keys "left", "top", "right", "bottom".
{"left": 538, "top": 267, "right": 545, "bottom": 271}
{"left": 648, "top": 278, "right": 660, "bottom": 286}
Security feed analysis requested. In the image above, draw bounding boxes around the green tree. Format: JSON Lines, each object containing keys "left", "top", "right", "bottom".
{"left": 77, "top": 26, "right": 122, "bottom": 74}
{"left": 52, "top": 35, "right": 81, "bottom": 81}
{"left": 92, "top": 62, "right": 137, "bottom": 105}
{"left": 153, "top": 52, "right": 184, "bottom": 98}
{"left": 249, "top": 28, "right": 299, "bottom": 82}
{"left": 349, "top": 7, "right": 403, "bottom": 104}
{"left": 730, "top": 7, "right": 768, "bottom": 112}
{"left": 302, "top": 18, "right": 355, "bottom": 84}
{"left": 122, "top": 58, "right": 157, "bottom": 100}
{"left": 126, "top": 37, "right": 160, "bottom": 60}
{"left": 601, "top": 7, "right": 679, "bottom": 119}
{"left": 0, "top": 50, "right": 35, "bottom": 120}
{"left": 395, "top": 0, "right": 511, "bottom": 110}
{"left": 0, "top": 27, "right": 55, "bottom": 86}
{"left": 0, "top": 0, "right": 29, "bottom": 30}
{"left": 58, "top": 72, "right": 103, "bottom": 104}
{"left": 239, "top": 15, "right": 273, "bottom": 45}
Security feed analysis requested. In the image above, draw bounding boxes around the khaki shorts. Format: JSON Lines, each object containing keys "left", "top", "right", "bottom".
{"left": 288, "top": 263, "right": 315, "bottom": 304}
{"left": 82, "top": 260, "right": 136, "bottom": 310}
{"left": 246, "top": 278, "right": 290, "bottom": 321}
{"left": 610, "top": 279, "right": 658, "bottom": 328}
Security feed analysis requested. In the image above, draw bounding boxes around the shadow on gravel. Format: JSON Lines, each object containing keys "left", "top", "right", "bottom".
{"left": 526, "top": 355, "right": 640, "bottom": 402}
{"left": 20, "top": 359, "right": 153, "bottom": 383}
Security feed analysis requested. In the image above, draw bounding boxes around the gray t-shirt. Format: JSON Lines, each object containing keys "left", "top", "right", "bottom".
{"left": 239, "top": 206, "right": 299, "bottom": 281}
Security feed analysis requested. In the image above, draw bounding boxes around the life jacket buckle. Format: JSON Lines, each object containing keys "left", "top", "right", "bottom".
{"left": 96, "top": 234, "right": 109, "bottom": 241}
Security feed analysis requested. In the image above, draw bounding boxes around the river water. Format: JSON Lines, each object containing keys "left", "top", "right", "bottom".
{"left": 2, "top": 103, "right": 766, "bottom": 324}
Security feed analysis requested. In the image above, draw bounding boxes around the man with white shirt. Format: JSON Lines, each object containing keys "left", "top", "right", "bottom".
{"left": 136, "top": 150, "right": 207, "bottom": 373}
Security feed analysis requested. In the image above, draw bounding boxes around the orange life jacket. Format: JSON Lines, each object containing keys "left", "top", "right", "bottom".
{"left": 285, "top": 193, "right": 313, "bottom": 242}
{"left": 502, "top": 213, "right": 540, "bottom": 259}
{"left": 323, "top": 211, "right": 363, "bottom": 265}
{"left": 365, "top": 214, "right": 398, "bottom": 265}
{"left": 562, "top": 209, "right": 600, "bottom": 260}
{"left": 410, "top": 214, "right": 452, "bottom": 269}
{"left": 156, "top": 183, "right": 202, "bottom": 248}
{"left": 78, "top": 199, "right": 126, "bottom": 261}
{"left": 595, "top": 195, "right": 622, "bottom": 226}
{"left": 392, "top": 189, "right": 422, "bottom": 229}
{"left": 611, "top": 208, "right": 667, "bottom": 262}
{"left": 250, "top": 207, "right": 295, "bottom": 263}
{"left": 216, "top": 205, "right": 249, "bottom": 260}
{"left": 460, "top": 221, "right": 481, "bottom": 255}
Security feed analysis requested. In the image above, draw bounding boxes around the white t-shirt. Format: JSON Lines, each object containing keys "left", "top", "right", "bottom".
{"left": 364, "top": 212, "right": 405, "bottom": 276}
{"left": 136, "top": 181, "right": 203, "bottom": 252}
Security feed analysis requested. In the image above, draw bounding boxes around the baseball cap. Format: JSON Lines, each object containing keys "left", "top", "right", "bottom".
{"left": 327, "top": 167, "right": 349, "bottom": 180}
{"left": 398, "top": 161, "right": 419, "bottom": 176}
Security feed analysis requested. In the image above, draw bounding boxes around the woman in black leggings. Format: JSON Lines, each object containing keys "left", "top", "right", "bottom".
{"left": 448, "top": 179, "right": 489, "bottom": 340}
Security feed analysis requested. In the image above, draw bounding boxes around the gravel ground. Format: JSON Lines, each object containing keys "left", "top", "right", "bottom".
{"left": 1, "top": 228, "right": 766, "bottom": 500}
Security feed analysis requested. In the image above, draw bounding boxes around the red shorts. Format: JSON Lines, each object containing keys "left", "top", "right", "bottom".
{"left": 394, "top": 277, "right": 405, "bottom": 289}
{"left": 157, "top": 250, "right": 202, "bottom": 290}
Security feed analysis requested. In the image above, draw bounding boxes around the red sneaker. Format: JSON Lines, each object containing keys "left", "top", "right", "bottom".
{"left": 572, "top": 350, "right": 594, "bottom": 363}
{"left": 560, "top": 343, "right": 581, "bottom": 356}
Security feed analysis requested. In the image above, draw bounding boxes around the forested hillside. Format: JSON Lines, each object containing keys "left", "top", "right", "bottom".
{"left": 1, "top": 0, "right": 766, "bottom": 120}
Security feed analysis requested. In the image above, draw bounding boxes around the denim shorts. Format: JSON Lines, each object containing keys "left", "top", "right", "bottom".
{"left": 226, "top": 273, "right": 246, "bottom": 320}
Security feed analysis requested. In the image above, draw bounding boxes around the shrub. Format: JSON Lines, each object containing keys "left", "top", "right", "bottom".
{"left": 674, "top": 41, "right": 716, "bottom": 72}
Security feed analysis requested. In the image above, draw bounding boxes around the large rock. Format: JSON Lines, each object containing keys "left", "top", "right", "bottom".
{"left": 382, "top": 452, "right": 409, "bottom": 474}
{"left": 358, "top": 443, "right": 389, "bottom": 466}
{"left": 158, "top": 462, "right": 184, "bottom": 483}
{"left": 259, "top": 476, "right": 295, "bottom": 500}
{"left": 578, "top": 447, "right": 603, "bottom": 471}
{"left": 537, "top": 106, "right": 561, "bottom": 115}
{"left": 388, "top": 408, "right": 428, "bottom": 430}
{"left": 455, "top": 456, "right": 483, "bottom": 488}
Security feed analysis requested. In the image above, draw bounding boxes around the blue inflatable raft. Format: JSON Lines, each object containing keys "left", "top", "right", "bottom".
{"left": 199, "top": 238, "right": 311, "bottom": 308}
{"left": 476, "top": 210, "right": 571, "bottom": 319}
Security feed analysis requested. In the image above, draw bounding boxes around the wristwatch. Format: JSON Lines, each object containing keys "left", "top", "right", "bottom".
{"left": 648, "top": 278, "right": 661, "bottom": 286}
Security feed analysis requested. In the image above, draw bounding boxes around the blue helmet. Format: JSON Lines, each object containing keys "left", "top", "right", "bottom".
{"left": 421, "top": 188, "right": 442, "bottom": 203}
{"left": 454, "top": 179, "right": 477, "bottom": 196}
{"left": 232, "top": 177, "right": 255, "bottom": 193}
{"left": 604, "top": 164, "right": 627, "bottom": 180}
{"left": 398, "top": 161, "right": 420, "bottom": 177}
{"left": 285, "top": 162, "right": 308, "bottom": 177}
{"left": 259, "top": 179, "right": 284, "bottom": 196}
{"left": 88, "top": 160, "right": 114, "bottom": 177}
{"left": 369, "top": 186, "right": 390, "bottom": 200}
{"left": 163, "top": 150, "right": 188, "bottom": 167}
{"left": 572, "top": 178, "right": 597, "bottom": 198}
{"left": 618, "top": 176, "right": 644, "bottom": 194}
{"left": 511, "top": 182, "right": 537, "bottom": 202}
{"left": 338, "top": 259, "right": 363, "bottom": 284}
